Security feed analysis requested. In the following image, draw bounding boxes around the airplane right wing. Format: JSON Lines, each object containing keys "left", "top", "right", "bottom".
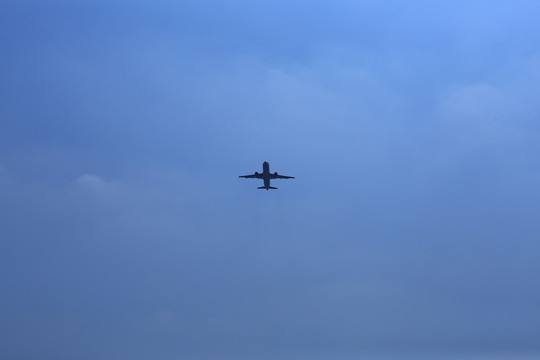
{"left": 270, "top": 174, "right": 295, "bottom": 179}
{"left": 239, "top": 173, "right": 259, "bottom": 178}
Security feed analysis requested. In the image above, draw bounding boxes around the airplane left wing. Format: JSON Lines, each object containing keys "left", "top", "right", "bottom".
{"left": 239, "top": 174, "right": 257, "bottom": 178}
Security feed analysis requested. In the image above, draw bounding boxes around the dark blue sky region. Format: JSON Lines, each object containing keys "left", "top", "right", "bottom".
{"left": 1, "top": 1, "right": 540, "bottom": 359}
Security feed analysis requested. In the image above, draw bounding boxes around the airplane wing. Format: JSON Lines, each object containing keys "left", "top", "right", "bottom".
{"left": 239, "top": 173, "right": 260, "bottom": 179}
{"left": 270, "top": 173, "right": 295, "bottom": 179}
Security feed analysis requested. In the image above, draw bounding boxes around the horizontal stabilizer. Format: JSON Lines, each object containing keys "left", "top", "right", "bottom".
{"left": 258, "top": 186, "right": 278, "bottom": 190}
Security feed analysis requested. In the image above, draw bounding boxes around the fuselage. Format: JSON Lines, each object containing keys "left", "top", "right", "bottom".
{"left": 262, "top": 161, "right": 270, "bottom": 178}
{"left": 261, "top": 162, "right": 271, "bottom": 188}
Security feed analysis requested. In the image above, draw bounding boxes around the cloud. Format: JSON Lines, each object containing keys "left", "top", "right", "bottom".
{"left": 434, "top": 82, "right": 535, "bottom": 162}
{"left": 444, "top": 84, "right": 508, "bottom": 118}
{"left": 3, "top": 1, "right": 540, "bottom": 359}
{"left": 71, "top": 174, "right": 130, "bottom": 209}
{"left": 72, "top": 174, "right": 123, "bottom": 197}
{"left": 73, "top": 174, "right": 107, "bottom": 189}
{"left": 442, "top": 84, "right": 520, "bottom": 138}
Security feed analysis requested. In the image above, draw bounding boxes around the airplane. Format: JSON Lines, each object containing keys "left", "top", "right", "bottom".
{"left": 239, "top": 161, "right": 295, "bottom": 190}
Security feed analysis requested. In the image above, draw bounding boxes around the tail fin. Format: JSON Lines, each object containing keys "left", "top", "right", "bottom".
{"left": 258, "top": 186, "right": 278, "bottom": 190}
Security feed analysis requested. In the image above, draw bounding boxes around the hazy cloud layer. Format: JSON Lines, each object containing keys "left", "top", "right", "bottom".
{"left": 1, "top": 1, "right": 540, "bottom": 359}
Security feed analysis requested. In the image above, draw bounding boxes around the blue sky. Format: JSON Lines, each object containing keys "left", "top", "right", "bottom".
{"left": 1, "top": 1, "right": 540, "bottom": 359}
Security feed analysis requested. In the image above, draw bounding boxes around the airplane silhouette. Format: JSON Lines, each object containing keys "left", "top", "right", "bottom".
{"left": 239, "top": 161, "right": 295, "bottom": 190}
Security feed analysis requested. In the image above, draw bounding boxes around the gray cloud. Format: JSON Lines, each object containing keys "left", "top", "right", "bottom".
{"left": 2, "top": 0, "right": 540, "bottom": 359}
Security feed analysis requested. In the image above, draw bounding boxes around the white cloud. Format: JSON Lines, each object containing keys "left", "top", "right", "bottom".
{"left": 438, "top": 83, "right": 529, "bottom": 152}
{"left": 72, "top": 174, "right": 123, "bottom": 199}
{"left": 73, "top": 174, "right": 108, "bottom": 190}
{"left": 441, "top": 83, "right": 523, "bottom": 125}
